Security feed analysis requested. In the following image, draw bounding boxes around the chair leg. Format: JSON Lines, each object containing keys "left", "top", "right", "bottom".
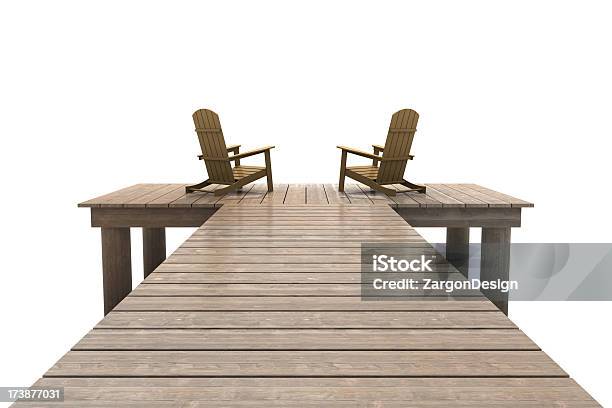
{"left": 185, "top": 180, "right": 212, "bottom": 193}
{"left": 213, "top": 183, "right": 240, "bottom": 196}
{"left": 399, "top": 180, "right": 426, "bottom": 193}
{"left": 265, "top": 150, "right": 274, "bottom": 192}
{"left": 369, "top": 182, "right": 397, "bottom": 196}
{"left": 339, "top": 151, "right": 347, "bottom": 192}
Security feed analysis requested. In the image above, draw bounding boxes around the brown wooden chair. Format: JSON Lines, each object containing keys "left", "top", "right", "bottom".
{"left": 186, "top": 109, "right": 274, "bottom": 195}
{"left": 337, "top": 109, "right": 425, "bottom": 196}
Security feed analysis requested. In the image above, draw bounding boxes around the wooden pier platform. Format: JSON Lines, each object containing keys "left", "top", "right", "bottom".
{"left": 79, "top": 183, "right": 533, "bottom": 315}
{"left": 15, "top": 202, "right": 599, "bottom": 406}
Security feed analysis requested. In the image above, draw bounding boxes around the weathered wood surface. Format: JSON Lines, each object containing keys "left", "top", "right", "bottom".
{"left": 23, "top": 378, "right": 599, "bottom": 407}
{"left": 19, "top": 204, "right": 596, "bottom": 407}
{"left": 79, "top": 183, "right": 534, "bottom": 208}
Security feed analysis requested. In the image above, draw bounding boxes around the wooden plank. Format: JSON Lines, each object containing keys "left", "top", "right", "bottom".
{"left": 424, "top": 184, "right": 467, "bottom": 207}
{"left": 90, "top": 207, "right": 217, "bottom": 228}
{"left": 115, "top": 296, "right": 496, "bottom": 311}
{"left": 343, "top": 183, "right": 373, "bottom": 205}
{"left": 80, "top": 184, "right": 168, "bottom": 208}
{"left": 426, "top": 184, "right": 488, "bottom": 207}
{"left": 75, "top": 329, "right": 537, "bottom": 350}
{"left": 191, "top": 228, "right": 417, "bottom": 236}
{"left": 169, "top": 185, "right": 223, "bottom": 208}
{"left": 14, "top": 399, "right": 601, "bottom": 408}
{"left": 198, "top": 223, "right": 415, "bottom": 230}
{"left": 185, "top": 236, "right": 431, "bottom": 242}
{"left": 385, "top": 185, "right": 421, "bottom": 208}
{"left": 462, "top": 184, "right": 534, "bottom": 207}
{"left": 98, "top": 184, "right": 171, "bottom": 208}
{"left": 215, "top": 204, "right": 396, "bottom": 211}
{"left": 30, "top": 378, "right": 598, "bottom": 407}
{"left": 153, "top": 262, "right": 432, "bottom": 273}
{"left": 146, "top": 184, "right": 189, "bottom": 207}
{"left": 448, "top": 184, "right": 510, "bottom": 208}
{"left": 131, "top": 282, "right": 475, "bottom": 297}
{"left": 238, "top": 183, "right": 268, "bottom": 205}
{"left": 171, "top": 247, "right": 434, "bottom": 255}
{"left": 164, "top": 254, "right": 429, "bottom": 264}
{"left": 395, "top": 207, "right": 521, "bottom": 228}
{"left": 78, "top": 184, "right": 144, "bottom": 208}
{"left": 206, "top": 216, "right": 404, "bottom": 220}
{"left": 201, "top": 219, "right": 415, "bottom": 226}
{"left": 145, "top": 271, "right": 460, "bottom": 284}
{"left": 214, "top": 183, "right": 255, "bottom": 205}
{"left": 355, "top": 183, "right": 397, "bottom": 206}
{"left": 45, "top": 350, "right": 564, "bottom": 377}
{"left": 98, "top": 311, "right": 514, "bottom": 329}
{"left": 305, "top": 184, "right": 329, "bottom": 204}
{"left": 323, "top": 184, "right": 350, "bottom": 204}
{"left": 260, "top": 183, "right": 288, "bottom": 204}
{"left": 389, "top": 184, "right": 444, "bottom": 208}
{"left": 124, "top": 184, "right": 184, "bottom": 208}
{"left": 210, "top": 208, "right": 403, "bottom": 214}
{"left": 284, "top": 184, "right": 306, "bottom": 204}
{"left": 180, "top": 239, "right": 428, "bottom": 248}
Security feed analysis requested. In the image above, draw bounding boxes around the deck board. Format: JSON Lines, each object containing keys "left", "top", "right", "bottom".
{"left": 23, "top": 202, "right": 596, "bottom": 407}
{"left": 46, "top": 350, "right": 564, "bottom": 377}
{"left": 114, "top": 296, "right": 497, "bottom": 311}
{"left": 25, "top": 378, "right": 597, "bottom": 408}
{"left": 74, "top": 328, "right": 538, "bottom": 350}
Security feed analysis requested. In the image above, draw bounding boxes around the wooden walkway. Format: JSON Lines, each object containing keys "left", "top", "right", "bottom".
{"left": 18, "top": 205, "right": 597, "bottom": 406}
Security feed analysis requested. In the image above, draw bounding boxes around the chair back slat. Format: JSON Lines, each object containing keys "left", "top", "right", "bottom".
{"left": 193, "top": 109, "right": 234, "bottom": 183}
{"left": 377, "top": 109, "right": 419, "bottom": 184}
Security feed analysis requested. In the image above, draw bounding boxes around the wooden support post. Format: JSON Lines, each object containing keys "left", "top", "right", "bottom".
{"left": 480, "top": 227, "right": 511, "bottom": 315}
{"left": 101, "top": 228, "right": 132, "bottom": 315}
{"left": 446, "top": 227, "right": 470, "bottom": 277}
{"left": 143, "top": 227, "right": 166, "bottom": 278}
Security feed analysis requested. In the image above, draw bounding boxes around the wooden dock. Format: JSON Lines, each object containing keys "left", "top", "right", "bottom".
{"left": 16, "top": 200, "right": 599, "bottom": 406}
{"left": 79, "top": 183, "right": 533, "bottom": 315}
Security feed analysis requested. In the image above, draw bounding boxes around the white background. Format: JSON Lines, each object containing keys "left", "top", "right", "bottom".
{"left": 1, "top": 1, "right": 611, "bottom": 406}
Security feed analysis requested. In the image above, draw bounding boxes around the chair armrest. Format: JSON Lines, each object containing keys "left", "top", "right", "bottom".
{"left": 198, "top": 145, "right": 241, "bottom": 160}
{"left": 371, "top": 144, "right": 414, "bottom": 160}
{"left": 229, "top": 146, "right": 275, "bottom": 161}
{"left": 337, "top": 145, "right": 381, "bottom": 160}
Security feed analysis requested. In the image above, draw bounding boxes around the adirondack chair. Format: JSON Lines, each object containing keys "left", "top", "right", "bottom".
{"left": 186, "top": 109, "right": 274, "bottom": 195}
{"left": 337, "top": 109, "right": 425, "bottom": 196}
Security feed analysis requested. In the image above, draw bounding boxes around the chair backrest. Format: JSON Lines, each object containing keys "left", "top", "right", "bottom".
{"left": 193, "top": 109, "right": 234, "bottom": 183}
{"left": 377, "top": 109, "right": 419, "bottom": 184}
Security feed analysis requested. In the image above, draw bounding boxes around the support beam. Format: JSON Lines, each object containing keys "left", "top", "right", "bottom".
{"left": 446, "top": 227, "right": 470, "bottom": 277}
{"left": 101, "top": 228, "right": 132, "bottom": 315}
{"left": 143, "top": 227, "right": 166, "bottom": 278}
{"left": 480, "top": 227, "right": 511, "bottom": 315}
